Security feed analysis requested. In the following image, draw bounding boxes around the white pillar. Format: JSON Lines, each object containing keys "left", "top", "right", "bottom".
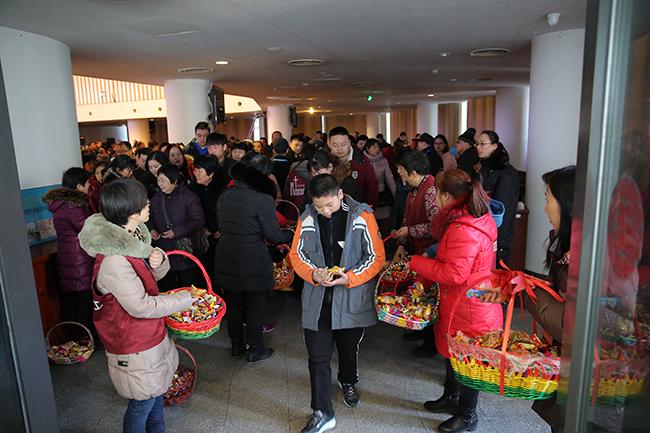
{"left": 417, "top": 102, "right": 439, "bottom": 134}
{"left": 127, "top": 119, "right": 151, "bottom": 144}
{"left": 266, "top": 104, "right": 292, "bottom": 140}
{"left": 366, "top": 113, "right": 380, "bottom": 138}
{"left": 164, "top": 79, "right": 211, "bottom": 144}
{"left": 526, "top": 29, "right": 585, "bottom": 273}
{"left": 0, "top": 26, "right": 80, "bottom": 189}
{"left": 495, "top": 87, "right": 530, "bottom": 171}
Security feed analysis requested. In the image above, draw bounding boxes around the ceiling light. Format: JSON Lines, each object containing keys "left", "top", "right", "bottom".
{"left": 308, "top": 107, "right": 315, "bottom": 114}
{"left": 431, "top": 69, "right": 440, "bottom": 75}
{"left": 448, "top": 77, "right": 458, "bottom": 82}
{"left": 155, "top": 30, "right": 199, "bottom": 38}
{"left": 427, "top": 94, "right": 435, "bottom": 97}
{"left": 438, "top": 52, "right": 452, "bottom": 57}
{"left": 311, "top": 77, "right": 341, "bottom": 82}
{"left": 215, "top": 60, "right": 229, "bottom": 65}
{"left": 545, "top": 12, "right": 561, "bottom": 26}
{"left": 469, "top": 77, "right": 494, "bottom": 82}
{"left": 265, "top": 46, "right": 283, "bottom": 52}
{"left": 177, "top": 67, "right": 213, "bottom": 74}
{"left": 349, "top": 112, "right": 354, "bottom": 115}
{"left": 273, "top": 85, "right": 297, "bottom": 91}
{"left": 468, "top": 48, "right": 511, "bottom": 57}
{"left": 288, "top": 58, "right": 325, "bottom": 67}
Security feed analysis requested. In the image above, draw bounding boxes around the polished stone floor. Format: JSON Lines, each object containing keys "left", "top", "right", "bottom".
{"left": 51, "top": 294, "right": 550, "bottom": 433}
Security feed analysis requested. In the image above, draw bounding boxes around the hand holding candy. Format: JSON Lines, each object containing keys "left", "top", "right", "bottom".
{"left": 313, "top": 268, "right": 332, "bottom": 284}
{"left": 323, "top": 270, "right": 349, "bottom": 287}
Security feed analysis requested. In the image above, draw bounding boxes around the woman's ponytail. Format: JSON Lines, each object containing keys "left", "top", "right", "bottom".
{"left": 467, "top": 177, "right": 489, "bottom": 218}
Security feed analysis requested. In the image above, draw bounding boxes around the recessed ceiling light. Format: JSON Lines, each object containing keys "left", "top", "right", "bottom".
{"left": 469, "top": 77, "right": 494, "bottom": 82}
{"left": 177, "top": 67, "right": 213, "bottom": 74}
{"left": 349, "top": 112, "right": 354, "bottom": 115}
{"left": 448, "top": 77, "right": 458, "bottom": 82}
{"left": 312, "top": 77, "right": 341, "bottom": 82}
{"left": 288, "top": 58, "right": 325, "bottom": 67}
{"left": 265, "top": 46, "right": 283, "bottom": 52}
{"left": 469, "top": 48, "right": 511, "bottom": 57}
{"left": 301, "top": 82, "right": 310, "bottom": 87}
{"left": 431, "top": 69, "right": 440, "bottom": 75}
{"left": 308, "top": 107, "right": 315, "bottom": 114}
{"left": 427, "top": 94, "right": 435, "bottom": 97}
{"left": 215, "top": 60, "right": 229, "bottom": 65}
{"left": 273, "top": 85, "right": 297, "bottom": 91}
{"left": 438, "top": 52, "right": 452, "bottom": 57}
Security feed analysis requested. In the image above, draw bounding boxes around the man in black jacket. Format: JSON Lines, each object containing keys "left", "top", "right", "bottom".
{"left": 415, "top": 133, "right": 444, "bottom": 176}
{"left": 206, "top": 132, "right": 235, "bottom": 192}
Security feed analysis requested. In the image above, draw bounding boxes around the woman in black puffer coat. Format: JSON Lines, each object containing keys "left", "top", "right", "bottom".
{"left": 476, "top": 130, "right": 520, "bottom": 266}
{"left": 214, "top": 153, "right": 293, "bottom": 363}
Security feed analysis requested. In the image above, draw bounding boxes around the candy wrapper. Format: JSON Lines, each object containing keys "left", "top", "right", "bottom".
{"left": 377, "top": 260, "right": 418, "bottom": 294}
{"left": 376, "top": 282, "right": 439, "bottom": 323}
{"left": 48, "top": 339, "right": 93, "bottom": 363}
{"left": 166, "top": 286, "right": 223, "bottom": 323}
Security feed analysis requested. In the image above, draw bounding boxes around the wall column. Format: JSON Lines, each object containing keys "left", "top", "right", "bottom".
{"left": 0, "top": 26, "right": 80, "bottom": 189}
{"left": 164, "top": 79, "right": 211, "bottom": 144}
{"left": 127, "top": 119, "right": 151, "bottom": 144}
{"left": 266, "top": 104, "right": 292, "bottom": 141}
{"left": 526, "top": 29, "right": 585, "bottom": 273}
{"left": 366, "top": 113, "right": 380, "bottom": 138}
{"left": 416, "top": 102, "right": 439, "bottom": 134}
{"left": 495, "top": 87, "right": 530, "bottom": 171}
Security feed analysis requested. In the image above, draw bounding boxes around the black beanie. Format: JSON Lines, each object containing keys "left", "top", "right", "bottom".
{"left": 457, "top": 128, "right": 476, "bottom": 146}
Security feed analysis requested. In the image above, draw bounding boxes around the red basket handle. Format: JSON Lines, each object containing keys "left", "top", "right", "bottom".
{"left": 166, "top": 250, "right": 213, "bottom": 295}
{"left": 276, "top": 199, "right": 301, "bottom": 221}
{"left": 174, "top": 342, "right": 197, "bottom": 394}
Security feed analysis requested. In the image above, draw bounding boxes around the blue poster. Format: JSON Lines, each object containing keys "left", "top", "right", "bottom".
{"left": 21, "top": 185, "right": 60, "bottom": 246}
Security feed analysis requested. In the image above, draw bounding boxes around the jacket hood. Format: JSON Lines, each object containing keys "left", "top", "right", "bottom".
{"left": 44, "top": 188, "right": 89, "bottom": 212}
{"left": 481, "top": 143, "right": 510, "bottom": 170}
{"left": 455, "top": 212, "right": 498, "bottom": 243}
{"left": 305, "top": 194, "right": 372, "bottom": 222}
{"left": 78, "top": 213, "right": 152, "bottom": 259}
{"left": 230, "top": 162, "right": 277, "bottom": 198}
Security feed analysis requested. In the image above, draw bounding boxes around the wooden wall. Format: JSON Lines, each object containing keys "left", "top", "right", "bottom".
{"left": 467, "top": 95, "right": 496, "bottom": 135}
{"left": 293, "top": 113, "right": 322, "bottom": 136}
{"left": 390, "top": 109, "right": 417, "bottom": 141}
{"left": 215, "top": 117, "right": 254, "bottom": 140}
{"left": 324, "top": 114, "right": 368, "bottom": 136}
{"left": 438, "top": 103, "right": 461, "bottom": 141}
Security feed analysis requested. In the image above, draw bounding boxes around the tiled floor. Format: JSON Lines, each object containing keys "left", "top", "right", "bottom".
{"left": 51, "top": 294, "right": 550, "bottom": 433}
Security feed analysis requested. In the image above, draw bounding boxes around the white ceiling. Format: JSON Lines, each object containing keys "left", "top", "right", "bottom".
{"left": 0, "top": 0, "right": 587, "bottom": 113}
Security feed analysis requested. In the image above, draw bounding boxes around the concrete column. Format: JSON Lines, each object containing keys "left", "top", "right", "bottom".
{"left": 495, "top": 87, "right": 530, "bottom": 171}
{"left": 266, "top": 104, "right": 292, "bottom": 141}
{"left": 127, "top": 119, "right": 151, "bottom": 144}
{"left": 164, "top": 79, "right": 211, "bottom": 144}
{"left": 0, "top": 26, "right": 80, "bottom": 189}
{"left": 526, "top": 29, "right": 585, "bottom": 273}
{"left": 366, "top": 113, "right": 380, "bottom": 138}
{"left": 417, "top": 102, "right": 439, "bottom": 134}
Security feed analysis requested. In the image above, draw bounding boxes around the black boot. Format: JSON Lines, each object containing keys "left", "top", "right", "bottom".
{"left": 231, "top": 339, "right": 246, "bottom": 357}
{"left": 246, "top": 346, "right": 274, "bottom": 363}
{"left": 438, "top": 408, "right": 478, "bottom": 433}
{"left": 423, "top": 392, "right": 459, "bottom": 414}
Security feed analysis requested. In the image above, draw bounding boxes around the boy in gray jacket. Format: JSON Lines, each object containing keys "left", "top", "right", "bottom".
{"left": 289, "top": 174, "right": 385, "bottom": 433}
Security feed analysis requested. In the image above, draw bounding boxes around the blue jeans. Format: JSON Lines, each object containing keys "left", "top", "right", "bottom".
{"left": 123, "top": 395, "right": 165, "bottom": 433}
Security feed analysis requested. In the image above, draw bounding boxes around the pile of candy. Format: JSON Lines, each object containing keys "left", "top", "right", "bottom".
{"left": 164, "top": 366, "right": 195, "bottom": 400}
{"left": 274, "top": 261, "right": 293, "bottom": 280}
{"left": 454, "top": 329, "right": 558, "bottom": 357}
{"left": 166, "top": 286, "right": 222, "bottom": 323}
{"left": 48, "top": 339, "right": 93, "bottom": 362}
{"left": 376, "top": 283, "right": 437, "bottom": 322}
{"left": 382, "top": 260, "right": 417, "bottom": 284}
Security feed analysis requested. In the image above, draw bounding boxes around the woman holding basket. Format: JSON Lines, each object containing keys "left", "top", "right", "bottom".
{"left": 408, "top": 169, "right": 503, "bottom": 433}
{"left": 79, "top": 179, "right": 196, "bottom": 433}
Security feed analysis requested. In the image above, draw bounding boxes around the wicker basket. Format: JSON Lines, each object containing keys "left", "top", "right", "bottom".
{"left": 164, "top": 250, "right": 226, "bottom": 340}
{"left": 448, "top": 269, "right": 562, "bottom": 400}
{"left": 274, "top": 258, "right": 295, "bottom": 291}
{"left": 375, "top": 282, "right": 439, "bottom": 330}
{"left": 164, "top": 343, "right": 197, "bottom": 406}
{"left": 376, "top": 260, "right": 418, "bottom": 295}
{"left": 46, "top": 321, "right": 95, "bottom": 365}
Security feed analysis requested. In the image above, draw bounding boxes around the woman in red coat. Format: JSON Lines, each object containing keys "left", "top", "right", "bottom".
{"left": 409, "top": 169, "right": 502, "bottom": 433}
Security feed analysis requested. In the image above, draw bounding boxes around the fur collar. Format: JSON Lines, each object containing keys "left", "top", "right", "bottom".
{"left": 43, "top": 187, "right": 89, "bottom": 208}
{"left": 78, "top": 214, "right": 152, "bottom": 258}
{"left": 481, "top": 143, "right": 510, "bottom": 170}
{"left": 230, "top": 162, "right": 277, "bottom": 198}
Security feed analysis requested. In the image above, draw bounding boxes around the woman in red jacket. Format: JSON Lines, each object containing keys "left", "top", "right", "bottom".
{"left": 409, "top": 169, "right": 502, "bottom": 433}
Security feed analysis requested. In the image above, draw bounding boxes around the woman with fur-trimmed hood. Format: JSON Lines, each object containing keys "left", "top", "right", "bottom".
{"left": 78, "top": 179, "right": 194, "bottom": 432}
{"left": 44, "top": 167, "right": 95, "bottom": 333}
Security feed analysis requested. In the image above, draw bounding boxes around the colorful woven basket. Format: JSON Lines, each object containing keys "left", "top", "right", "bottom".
{"left": 448, "top": 268, "right": 562, "bottom": 400}
{"left": 376, "top": 260, "right": 418, "bottom": 294}
{"left": 375, "top": 281, "right": 440, "bottom": 330}
{"left": 273, "top": 244, "right": 295, "bottom": 291}
{"left": 164, "top": 343, "right": 197, "bottom": 406}
{"left": 46, "top": 321, "right": 95, "bottom": 365}
{"left": 163, "top": 250, "right": 226, "bottom": 340}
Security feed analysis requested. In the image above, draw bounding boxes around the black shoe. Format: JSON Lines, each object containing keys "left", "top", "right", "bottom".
{"left": 402, "top": 330, "right": 424, "bottom": 341}
{"left": 231, "top": 340, "right": 246, "bottom": 357}
{"left": 339, "top": 382, "right": 360, "bottom": 408}
{"left": 301, "top": 410, "right": 336, "bottom": 433}
{"left": 412, "top": 344, "right": 438, "bottom": 358}
{"left": 423, "top": 393, "right": 459, "bottom": 414}
{"left": 438, "top": 411, "right": 478, "bottom": 433}
{"left": 246, "top": 347, "right": 274, "bottom": 363}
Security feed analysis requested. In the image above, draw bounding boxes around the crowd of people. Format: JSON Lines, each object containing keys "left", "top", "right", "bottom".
{"left": 47, "top": 121, "right": 575, "bottom": 433}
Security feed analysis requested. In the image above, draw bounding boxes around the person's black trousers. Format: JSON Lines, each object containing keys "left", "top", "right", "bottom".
{"left": 444, "top": 358, "right": 478, "bottom": 411}
{"left": 225, "top": 290, "right": 267, "bottom": 349}
{"left": 304, "top": 302, "right": 364, "bottom": 416}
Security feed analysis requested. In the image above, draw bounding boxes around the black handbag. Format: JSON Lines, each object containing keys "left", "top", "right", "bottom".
{"left": 160, "top": 195, "right": 209, "bottom": 257}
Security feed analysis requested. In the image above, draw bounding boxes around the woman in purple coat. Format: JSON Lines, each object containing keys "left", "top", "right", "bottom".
{"left": 44, "top": 167, "right": 95, "bottom": 335}
{"left": 148, "top": 164, "right": 205, "bottom": 291}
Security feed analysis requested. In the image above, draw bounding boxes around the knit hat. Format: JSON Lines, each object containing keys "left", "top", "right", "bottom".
{"left": 418, "top": 132, "right": 435, "bottom": 146}
{"left": 457, "top": 128, "right": 476, "bottom": 145}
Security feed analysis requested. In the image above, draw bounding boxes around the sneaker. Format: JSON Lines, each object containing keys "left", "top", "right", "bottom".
{"left": 262, "top": 323, "right": 276, "bottom": 333}
{"left": 246, "top": 347, "right": 274, "bottom": 363}
{"left": 301, "top": 410, "right": 336, "bottom": 433}
{"left": 339, "top": 382, "right": 360, "bottom": 408}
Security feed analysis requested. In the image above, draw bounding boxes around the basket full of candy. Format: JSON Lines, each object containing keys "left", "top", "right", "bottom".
{"left": 272, "top": 244, "right": 294, "bottom": 291}
{"left": 163, "top": 250, "right": 226, "bottom": 340}
{"left": 591, "top": 343, "right": 648, "bottom": 407}
{"left": 46, "top": 321, "right": 95, "bottom": 365}
{"left": 375, "top": 281, "right": 439, "bottom": 330}
{"left": 448, "top": 263, "right": 563, "bottom": 400}
{"left": 164, "top": 343, "right": 197, "bottom": 406}
{"left": 376, "top": 259, "right": 418, "bottom": 294}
